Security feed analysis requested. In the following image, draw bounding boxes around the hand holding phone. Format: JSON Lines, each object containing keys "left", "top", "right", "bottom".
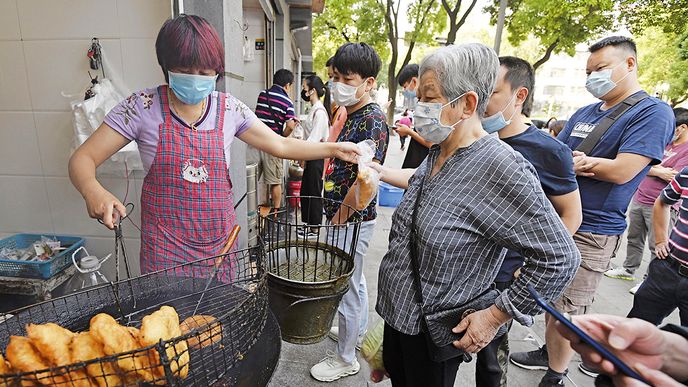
{"left": 526, "top": 284, "right": 653, "bottom": 386}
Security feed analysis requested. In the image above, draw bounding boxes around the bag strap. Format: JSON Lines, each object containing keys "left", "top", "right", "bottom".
{"left": 575, "top": 91, "right": 649, "bottom": 155}
{"left": 409, "top": 172, "right": 427, "bottom": 310}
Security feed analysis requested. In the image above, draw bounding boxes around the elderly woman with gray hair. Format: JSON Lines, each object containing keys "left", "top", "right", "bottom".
{"left": 373, "top": 43, "right": 581, "bottom": 386}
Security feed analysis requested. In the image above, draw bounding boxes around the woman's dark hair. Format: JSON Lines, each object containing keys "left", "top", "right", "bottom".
{"left": 305, "top": 75, "right": 331, "bottom": 119}
{"left": 155, "top": 14, "right": 225, "bottom": 83}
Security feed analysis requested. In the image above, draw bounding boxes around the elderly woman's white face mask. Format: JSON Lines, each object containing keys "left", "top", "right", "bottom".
{"left": 414, "top": 93, "right": 467, "bottom": 144}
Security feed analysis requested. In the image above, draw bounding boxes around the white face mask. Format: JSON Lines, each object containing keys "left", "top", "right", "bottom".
{"left": 331, "top": 79, "right": 369, "bottom": 107}
{"left": 414, "top": 93, "right": 467, "bottom": 144}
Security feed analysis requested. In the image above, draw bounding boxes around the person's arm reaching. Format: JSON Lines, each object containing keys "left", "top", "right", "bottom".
{"left": 238, "top": 118, "right": 360, "bottom": 163}
{"left": 394, "top": 124, "right": 433, "bottom": 148}
{"left": 367, "top": 163, "right": 416, "bottom": 190}
{"left": 69, "top": 123, "right": 130, "bottom": 229}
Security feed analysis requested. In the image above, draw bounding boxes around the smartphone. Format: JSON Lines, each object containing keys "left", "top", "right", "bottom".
{"left": 526, "top": 284, "right": 653, "bottom": 386}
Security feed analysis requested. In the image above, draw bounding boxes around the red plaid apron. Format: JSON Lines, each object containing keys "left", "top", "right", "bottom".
{"left": 140, "top": 86, "right": 235, "bottom": 274}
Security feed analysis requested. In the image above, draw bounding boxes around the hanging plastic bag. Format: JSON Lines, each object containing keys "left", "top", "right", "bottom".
{"left": 354, "top": 139, "right": 380, "bottom": 210}
{"left": 360, "top": 319, "right": 387, "bottom": 383}
{"left": 70, "top": 78, "right": 143, "bottom": 175}
{"left": 68, "top": 43, "right": 143, "bottom": 176}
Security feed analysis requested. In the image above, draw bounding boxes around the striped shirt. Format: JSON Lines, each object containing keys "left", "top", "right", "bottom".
{"left": 255, "top": 85, "right": 296, "bottom": 135}
{"left": 376, "top": 135, "right": 581, "bottom": 334}
{"left": 660, "top": 167, "right": 688, "bottom": 264}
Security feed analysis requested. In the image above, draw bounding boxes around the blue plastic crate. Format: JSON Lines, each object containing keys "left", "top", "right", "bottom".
{"left": 0, "top": 234, "right": 85, "bottom": 279}
{"left": 379, "top": 182, "right": 404, "bottom": 207}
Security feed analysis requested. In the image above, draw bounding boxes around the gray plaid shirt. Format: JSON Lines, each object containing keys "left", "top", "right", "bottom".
{"left": 376, "top": 135, "right": 581, "bottom": 334}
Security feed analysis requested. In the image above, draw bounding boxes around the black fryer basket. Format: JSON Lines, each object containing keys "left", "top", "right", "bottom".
{"left": 0, "top": 246, "right": 268, "bottom": 386}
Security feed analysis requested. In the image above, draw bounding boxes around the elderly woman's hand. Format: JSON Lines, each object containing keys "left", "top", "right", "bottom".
{"left": 333, "top": 142, "right": 362, "bottom": 164}
{"left": 452, "top": 305, "right": 511, "bottom": 353}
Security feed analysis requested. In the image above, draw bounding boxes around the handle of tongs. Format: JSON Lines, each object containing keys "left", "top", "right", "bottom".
{"left": 213, "top": 225, "right": 241, "bottom": 268}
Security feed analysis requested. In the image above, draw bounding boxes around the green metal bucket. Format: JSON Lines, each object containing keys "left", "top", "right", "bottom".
{"left": 265, "top": 240, "right": 354, "bottom": 344}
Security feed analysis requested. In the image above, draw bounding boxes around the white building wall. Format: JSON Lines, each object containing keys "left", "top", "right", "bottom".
{"left": 0, "top": 0, "right": 172, "bottom": 279}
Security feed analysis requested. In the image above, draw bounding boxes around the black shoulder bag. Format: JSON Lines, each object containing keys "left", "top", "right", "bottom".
{"left": 575, "top": 91, "right": 649, "bottom": 155}
{"left": 409, "top": 173, "right": 507, "bottom": 363}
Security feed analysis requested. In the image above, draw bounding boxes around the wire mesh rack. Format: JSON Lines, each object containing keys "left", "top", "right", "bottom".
{"left": 0, "top": 246, "right": 268, "bottom": 386}
{"left": 260, "top": 196, "right": 360, "bottom": 344}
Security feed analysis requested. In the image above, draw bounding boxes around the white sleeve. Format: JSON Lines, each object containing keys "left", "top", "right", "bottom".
{"left": 307, "top": 108, "right": 330, "bottom": 142}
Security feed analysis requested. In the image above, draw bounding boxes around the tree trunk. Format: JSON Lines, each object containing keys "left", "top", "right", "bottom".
{"left": 533, "top": 39, "right": 560, "bottom": 70}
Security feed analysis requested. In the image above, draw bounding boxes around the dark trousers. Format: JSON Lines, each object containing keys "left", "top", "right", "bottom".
{"left": 383, "top": 323, "right": 463, "bottom": 387}
{"left": 628, "top": 258, "right": 688, "bottom": 326}
{"left": 475, "top": 281, "right": 512, "bottom": 387}
{"left": 299, "top": 159, "right": 324, "bottom": 226}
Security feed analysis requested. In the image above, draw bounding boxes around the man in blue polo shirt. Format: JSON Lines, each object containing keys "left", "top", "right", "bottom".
{"left": 510, "top": 36, "right": 674, "bottom": 386}
{"left": 477, "top": 56, "right": 582, "bottom": 387}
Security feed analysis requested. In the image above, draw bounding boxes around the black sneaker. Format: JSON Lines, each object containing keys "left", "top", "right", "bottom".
{"left": 510, "top": 345, "right": 549, "bottom": 370}
{"left": 578, "top": 362, "right": 600, "bottom": 378}
{"left": 538, "top": 376, "right": 564, "bottom": 387}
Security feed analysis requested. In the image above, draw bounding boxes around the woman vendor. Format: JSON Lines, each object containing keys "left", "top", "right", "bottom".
{"left": 68, "top": 14, "right": 359, "bottom": 273}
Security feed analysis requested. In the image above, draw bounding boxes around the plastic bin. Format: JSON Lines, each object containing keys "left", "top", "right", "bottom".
{"left": 0, "top": 234, "right": 85, "bottom": 279}
{"left": 378, "top": 182, "right": 404, "bottom": 207}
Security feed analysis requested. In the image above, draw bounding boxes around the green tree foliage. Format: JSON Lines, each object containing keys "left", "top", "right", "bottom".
{"left": 312, "top": 0, "right": 389, "bottom": 81}
{"left": 441, "top": 0, "right": 479, "bottom": 45}
{"left": 484, "top": 0, "right": 615, "bottom": 69}
{"left": 377, "top": 0, "right": 446, "bottom": 120}
{"left": 619, "top": 1, "right": 688, "bottom": 106}
{"left": 618, "top": 0, "right": 688, "bottom": 35}
{"left": 636, "top": 27, "right": 688, "bottom": 106}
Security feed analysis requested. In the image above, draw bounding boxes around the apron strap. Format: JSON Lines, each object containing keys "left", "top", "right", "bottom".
{"left": 158, "top": 85, "right": 173, "bottom": 126}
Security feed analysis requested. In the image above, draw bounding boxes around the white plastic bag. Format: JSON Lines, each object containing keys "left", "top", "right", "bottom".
{"left": 354, "top": 139, "right": 380, "bottom": 210}
{"left": 71, "top": 78, "right": 143, "bottom": 174}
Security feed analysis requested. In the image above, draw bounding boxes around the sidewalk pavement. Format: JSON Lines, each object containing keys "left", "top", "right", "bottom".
{"left": 268, "top": 132, "right": 680, "bottom": 387}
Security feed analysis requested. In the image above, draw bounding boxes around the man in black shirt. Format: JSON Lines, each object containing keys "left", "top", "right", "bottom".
{"left": 395, "top": 64, "right": 433, "bottom": 169}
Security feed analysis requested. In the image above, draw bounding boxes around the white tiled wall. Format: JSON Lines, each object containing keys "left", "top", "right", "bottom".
{"left": 0, "top": 0, "right": 170, "bottom": 279}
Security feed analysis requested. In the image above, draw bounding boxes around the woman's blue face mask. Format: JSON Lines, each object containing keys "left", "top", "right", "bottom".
{"left": 168, "top": 71, "right": 218, "bottom": 105}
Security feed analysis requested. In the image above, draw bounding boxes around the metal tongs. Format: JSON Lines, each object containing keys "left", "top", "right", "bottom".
{"left": 98, "top": 202, "right": 135, "bottom": 282}
{"left": 192, "top": 225, "right": 241, "bottom": 316}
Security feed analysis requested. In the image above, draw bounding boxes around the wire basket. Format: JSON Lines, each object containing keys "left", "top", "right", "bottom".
{"left": 0, "top": 234, "right": 85, "bottom": 279}
{"left": 0, "top": 246, "right": 268, "bottom": 386}
{"left": 260, "top": 196, "right": 361, "bottom": 344}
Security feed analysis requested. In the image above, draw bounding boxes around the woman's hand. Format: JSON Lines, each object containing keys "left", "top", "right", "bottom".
{"left": 452, "top": 305, "right": 510, "bottom": 353}
{"left": 333, "top": 142, "right": 362, "bottom": 164}
{"left": 83, "top": 185, "right": 127, "bottom": 229}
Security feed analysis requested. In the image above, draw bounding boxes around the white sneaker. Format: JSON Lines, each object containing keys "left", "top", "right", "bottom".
{"left": 629, "top": 281, "right": 643, "bottom": 295}
{"left": 328, "top": 326, "right": 364, "bottom": 350}
{"left": 604, "top": 267, "right": 636, "bottom": 280}
{"left": 310, "top": 351, "right": 360, "bottom": 382}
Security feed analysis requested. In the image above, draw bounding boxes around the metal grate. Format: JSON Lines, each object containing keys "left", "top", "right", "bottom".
{"left": 0, "top": 246, "right": 268, "bottom": 386}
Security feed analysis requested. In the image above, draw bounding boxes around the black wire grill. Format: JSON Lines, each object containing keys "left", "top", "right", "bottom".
{"left": 0, "top": 246, "right": 267, "bottom": 386}
{"left": 260, "top": 196, "right": 360, "bottom": 283}
{"left": 259, "top": 197, "right": 360, "bottom": 344}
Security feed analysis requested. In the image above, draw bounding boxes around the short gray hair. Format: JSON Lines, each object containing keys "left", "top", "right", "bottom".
{"left": 419, "top": 43, "right": 498, "bottom": 117}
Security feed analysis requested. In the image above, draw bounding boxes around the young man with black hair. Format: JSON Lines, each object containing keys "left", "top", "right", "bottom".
{"left": 476, "top": 56, "right": 582, "bottom": 387}
{"left": 310, "top": 42, "right": 389, "bottom": 382}
{"left": 255, "top": 68, "right": 298, "bottom": 209}
{"left": 510, "top": 35, "right": 675, "bottom": 387}
{"left": 394, "top": 63, "right": 434, "bottom": 169}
